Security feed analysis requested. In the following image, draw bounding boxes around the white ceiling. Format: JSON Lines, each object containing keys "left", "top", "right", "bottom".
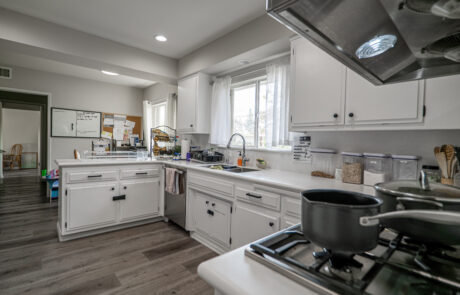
{"left": 0, "top": 51, "right": 155, "bottom": 88}
{"left": 0, "top": 0, "right": 267, "bottom": 59}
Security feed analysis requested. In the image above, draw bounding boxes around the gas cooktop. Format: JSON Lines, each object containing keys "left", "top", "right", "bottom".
{"left": 245, "top": 225, "right": 460, "bottom": 295}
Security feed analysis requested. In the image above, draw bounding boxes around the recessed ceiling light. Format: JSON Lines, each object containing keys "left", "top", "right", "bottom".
{"left": 101, "top": 70, "right": 119, "bottom": 76}
{"left": 154, "top": 34, "right": 167, "bottom": 42}
{"left": 355, "top": 34, "right": 397, "bottom": 59}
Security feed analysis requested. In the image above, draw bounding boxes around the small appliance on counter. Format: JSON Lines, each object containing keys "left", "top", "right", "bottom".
{"left": 190, "top": 150, "right": 224, "bottom": 163}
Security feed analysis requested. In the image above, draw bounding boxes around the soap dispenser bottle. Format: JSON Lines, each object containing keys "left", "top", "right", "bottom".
{"left": 237, "top": 152, "right": 243, "bottom": 166}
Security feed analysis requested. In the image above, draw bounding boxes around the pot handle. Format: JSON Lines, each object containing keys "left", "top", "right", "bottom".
{"left": 396, "top": 197, "right": 444, "bottom": 210}
{"left": 360, "top": 210, "right": 460, "bottom": 227}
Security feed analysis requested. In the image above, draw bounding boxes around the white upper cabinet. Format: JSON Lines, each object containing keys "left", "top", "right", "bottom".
{"left": 290, "top": 37, "right": 346, "bottom": 128}
{"left": 177, "top": 72, "right": 211, "bottom": 133}
{"left": 345, "top": 69, "right": 424, "bottom": 125}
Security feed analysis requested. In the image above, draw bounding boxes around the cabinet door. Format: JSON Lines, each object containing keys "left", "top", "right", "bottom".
{"left": 290, "top": 38, "right": 346, "bottom": 128}
{"left": 231, "top": 204, "right": 279, "bottom": 248}
{"left": 345, "top": 69, "right": 424, "bottom": 125}
{"left": 192, "top": 191, "right": 212, "bottom": 235}
{"left": 119, "top": 178, "right": 160, "bottom": 222}
{"left": 208, "top": 197, "right": 231, "bottom": 247}
{"left": 67, "top": 182, "right": 118, "bottom": 231}
{"left": 177, "top": 75, "right": 197, "bottom": 132}
{"left": 281, "top": 215, "right": 300, "bottom": 230}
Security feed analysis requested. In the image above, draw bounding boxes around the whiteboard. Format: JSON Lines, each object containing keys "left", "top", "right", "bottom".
{"left": 76, "top": 111, "right": 101, "bottom": 137}
{"left": 51, "top": 108, "right": 101, "bottom": 138}
{"left": 51, "top": 109, "right": 77, "bottom": 137}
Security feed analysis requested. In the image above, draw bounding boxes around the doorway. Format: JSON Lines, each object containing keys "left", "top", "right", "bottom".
{"left": 0, "top": 90, "right": 48, "bottom": 178}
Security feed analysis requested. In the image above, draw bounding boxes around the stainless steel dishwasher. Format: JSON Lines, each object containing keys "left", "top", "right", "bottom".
{"left": 164, "top": 166, "right": 186, "bottom": 229}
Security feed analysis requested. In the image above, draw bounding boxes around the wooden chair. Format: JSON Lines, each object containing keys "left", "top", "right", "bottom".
{"left": 3, "top": 144, "right": 23, "bottom": 169}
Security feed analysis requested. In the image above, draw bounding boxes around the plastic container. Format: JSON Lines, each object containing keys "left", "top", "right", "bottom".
{"left": 363, "top": 153, "right": 391, "bottom": 185}
{"left": 422, "top": 165, "right": 441, "bottom": 183}
{"left": 341, "top": 152, "right": 364, "bottom": 184}
{"left": 391, "top": 154, "right": 419, "bottom": 180}
{"left": 310, "top": 148, "right": 337, "bottom": 178}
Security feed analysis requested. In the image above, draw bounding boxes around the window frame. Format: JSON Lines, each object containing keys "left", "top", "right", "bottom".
{"left": 151, "top": 100, "right": 168, "bottom": 128}
{"left": 230, "top": 76, "right": 267, "bottom": 149}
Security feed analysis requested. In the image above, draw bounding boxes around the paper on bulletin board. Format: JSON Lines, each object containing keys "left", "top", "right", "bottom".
{"left": 101, "top": 130, "right": 112, "bottom": 139}
{"left": 103, "top": 114, "right": 114, "bottom": 127}
{"left": 114, "top": 114, "right": 126, "bottom": 128}
{"left": 113, "top": 127, "right": 124, "bottom": 141}
{"left": 125, "top": 120, "right": 136, "bottom": 129}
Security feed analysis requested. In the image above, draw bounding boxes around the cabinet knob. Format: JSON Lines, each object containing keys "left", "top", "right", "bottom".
{"left": 348, "top": 112, "right": 354, "bottom": 118}
{"left": 206, "top": 201, "right": 209, "bottom": 204}
{"left": 190, "top": 124, "right": 194, "bottom": 127}
{"left": 212, "top": 203, "right": 215, "bottom": 207}
{"left": 123, "top": 186, "right": 127, "bottom": 190}
{"left": 333, "top": 113, "right": 338, "bottom": 118}
{"left": 269, "top": 222, "right": 274, "bottom": 227}
{"left": 111, "top": 187, "right": 115, "bottom": 191}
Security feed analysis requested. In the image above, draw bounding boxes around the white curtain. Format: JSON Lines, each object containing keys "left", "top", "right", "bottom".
{"left": 142, "top": 101, "right": 152, "bottom": 154}
{"left": 265, "top": 63, "right": 290, "bottom": 148}
{"left": 209, "top": 76, "right": 232, "bottom": 145}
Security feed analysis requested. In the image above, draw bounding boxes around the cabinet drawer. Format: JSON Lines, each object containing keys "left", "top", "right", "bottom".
{"left": 120, "top": 168, "right": 160, "bottom": 179}
{"left": 67, "top": 170, "right": 118, "bottom": 183}
{"left": 283, "top": 198, "right": 301, "bottom": 217}
{"left": 235, "top": 187, "right": 280, "bottom": 211}
{"left": 188, "top": 173, "right": 233, "bottom": 197}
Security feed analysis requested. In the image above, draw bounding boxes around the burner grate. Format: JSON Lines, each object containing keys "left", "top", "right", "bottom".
{"left": 248, "top": 225, "right": 460, "bottom": 294}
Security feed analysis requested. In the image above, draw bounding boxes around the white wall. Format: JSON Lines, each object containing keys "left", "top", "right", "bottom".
{"left": 217, "top": 130, "right": 460, "bottom": 174}
{"left": 1, "top": 108, "right": 40, "bottom": 153}
{"left": 0, "top": 66, "right": 143, "bottom": 169}
{"left": 143, "top": 83, "right": 177, "bottom": 102}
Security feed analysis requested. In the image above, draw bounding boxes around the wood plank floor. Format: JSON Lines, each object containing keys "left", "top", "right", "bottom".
{"left": 0, "top": 175, "right": 216, "bottom": 295}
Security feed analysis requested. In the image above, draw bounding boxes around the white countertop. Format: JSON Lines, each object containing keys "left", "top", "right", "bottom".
{"left": 198, "top": 246, "right": 317, "bottom": 295}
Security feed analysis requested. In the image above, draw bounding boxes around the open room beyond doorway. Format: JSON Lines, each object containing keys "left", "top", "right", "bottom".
{"left": 0, "top": 90, "right": 48, "bottom": 179}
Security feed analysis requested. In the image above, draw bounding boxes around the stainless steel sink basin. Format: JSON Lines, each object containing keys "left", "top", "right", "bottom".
{"left": 226, "top": 167, "right": 259, "bottom": 173}
{"left": 205, "top": 164, "right": 259, "bottom": 173}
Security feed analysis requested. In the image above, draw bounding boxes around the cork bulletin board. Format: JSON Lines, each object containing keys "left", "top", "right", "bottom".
{"left": 102, "top": 112, "right": 142, "bottom": 140}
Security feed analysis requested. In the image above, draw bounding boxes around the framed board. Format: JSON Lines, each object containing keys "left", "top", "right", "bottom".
{"left": 51, "top": 107, "right": 101, "bottom": 138}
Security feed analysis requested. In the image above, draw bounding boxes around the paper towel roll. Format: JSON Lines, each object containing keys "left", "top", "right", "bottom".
{"left": 181, "top": 140, "right": 190, "bottom": 160}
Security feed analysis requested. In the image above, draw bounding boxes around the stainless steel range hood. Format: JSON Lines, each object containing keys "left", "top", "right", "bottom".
{"left": 267, "top": 0, "right": 460, "bottom": 85}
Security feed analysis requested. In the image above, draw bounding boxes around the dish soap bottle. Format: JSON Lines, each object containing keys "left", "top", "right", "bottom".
{"left": 237, "top": 152, "right": 243, "bottom": 166}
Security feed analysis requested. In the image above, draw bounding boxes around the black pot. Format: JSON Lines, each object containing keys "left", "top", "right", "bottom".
{"left": 375, "top": 180, "right": 460, "bottom": 212}
{"left": 302, "top": 189, "right": 382, "bottom": 254}
{"left": 360, "top": 210, "right": 460, "bottom": 246}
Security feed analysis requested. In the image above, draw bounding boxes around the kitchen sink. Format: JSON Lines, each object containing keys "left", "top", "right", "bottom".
{"left": 226, "top": 167, "right": 259, "bottom": 173}
{"left": 205, "top": 164, "right": 259, "bottom": 173}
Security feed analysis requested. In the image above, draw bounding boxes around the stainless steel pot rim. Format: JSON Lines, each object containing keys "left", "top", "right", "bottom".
{"left": 374, "top": 182, "right": 460, "bottom": 203}
{"left": 302, "top": 189, "right": 383, "bottom": 209}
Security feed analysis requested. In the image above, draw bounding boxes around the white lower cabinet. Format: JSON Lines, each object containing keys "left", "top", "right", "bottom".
{"left": 119, "top": 178, "right": 161, "bottom": 222}
{"left": 191, "top": 189, "right": 232, "bottom": 248}
{"left": 281, "top": 215, "right": 301, "bottom": 229}
{"left": 67, "top": 182, "right": 118, "bottom": 231}
{"left": 231, "top": 203, "right": 280, "bottom": 249}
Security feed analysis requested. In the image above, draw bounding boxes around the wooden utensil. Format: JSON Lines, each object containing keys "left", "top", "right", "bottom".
{"left": 446, "top": 145, "right": 456, "bottom": 177}
{"left": 435, "top": 149, "right": 448, "bottom": 178}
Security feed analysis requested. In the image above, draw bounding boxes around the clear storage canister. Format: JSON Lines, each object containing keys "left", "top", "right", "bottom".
{"left": 363, "top": 153, "right": 391, "bottom": 186}
{"left": 310, "top": 148, "right": 337, "bottom": 179}
{"left": 341, "top": 152, "right": 364, "bottom": 184}
{"left": 392, "top": 154, "right": 419, "bottom": 180}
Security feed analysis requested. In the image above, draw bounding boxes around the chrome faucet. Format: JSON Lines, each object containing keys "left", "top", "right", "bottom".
{"left": 419, "top": 170, "right": 431, "bottom": 191}
{"left": 226, "top": 133, "right": 249, "bottom": 166}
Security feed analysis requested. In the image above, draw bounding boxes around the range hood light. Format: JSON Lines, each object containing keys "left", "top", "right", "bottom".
{"left": 355, "top": 35, "right": 397, "bottom": 59}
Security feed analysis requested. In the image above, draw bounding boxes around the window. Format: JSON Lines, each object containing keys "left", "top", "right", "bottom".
{"left": 152, "top": 101, "right": 167, "bottom": 128}
{"left": 231, "top": 78, "right": 290, "bottom": 150}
